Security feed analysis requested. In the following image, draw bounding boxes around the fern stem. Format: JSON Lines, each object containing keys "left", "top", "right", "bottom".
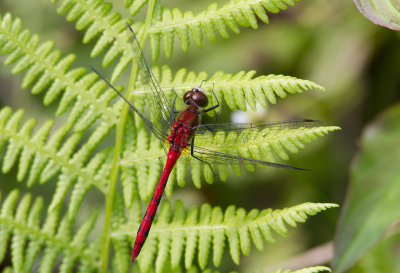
{"left": 99, "top": 1, "right": 157, "bottom": 272}
{"left": 98, "top": 52, "right": 138, "bottom": 273}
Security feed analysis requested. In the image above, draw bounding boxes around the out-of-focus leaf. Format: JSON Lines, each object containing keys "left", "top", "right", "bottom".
{"left": 352, "top": 233, "right": 400, "bottom": 272}
{"left": 353, "top": 0, "right": 400, "bottom": 30}
{"left": 333, "top": 103, "right": 400, "bottom": 272}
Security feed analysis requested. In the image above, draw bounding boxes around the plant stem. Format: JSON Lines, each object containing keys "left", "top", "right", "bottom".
{"left": 99, "top": 0, "right": 156, "bottom": 272}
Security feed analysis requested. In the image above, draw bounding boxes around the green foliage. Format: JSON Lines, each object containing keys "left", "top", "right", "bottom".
{"left": 333, "top": 103, "right": 400, "bottom": 273}
{"left": 112, "top": 200, "right": 337, "bottom": 271}
{"left": 0, "top": 190, "right": 100, "bottom": 273}
{"left": 353, "top": 0, "right": 400, "bottom": 30}
{"left": 0, "top": 0, "right": 339, "bottom": 272}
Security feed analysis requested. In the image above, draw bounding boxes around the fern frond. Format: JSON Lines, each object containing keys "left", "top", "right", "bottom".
{"left": 149, "top": 0, "right": 300, "bottom": 60}
{"left": 0, "top": 10, "right": 323, "bottom": 129}
{"left": 270, "top": 266, "right": 331, "bottom": 273}
{"left": 0, "top": 190, "right": 100, "bottom": 273}
{"left": 52, "top": 0, "right": 302, "bottom": 80}
{"left": 0, "top": 105, "right": 116, "bottom": 226}
{"left": 0, "top": 13, "right": 120, "bottom": 128}
{"left": 47, "top": 120, "right": 114, "bottom": 211}
{"left": 138, "top": 65, "right": 325, "bottom": 112}
{"left": 0, "top": 107, "right": 109, "bottom": 192}
{"left": 185, "top": 123, "right": 340, "bottom": 180}
{"left": 111, "top": 192, "right": 131, "bottom": 273}
{"left": 52, "top": 0, "right": 134, "bottom": 82}
{"left": 112, "top": 200, "right": 338, "bottom": 270}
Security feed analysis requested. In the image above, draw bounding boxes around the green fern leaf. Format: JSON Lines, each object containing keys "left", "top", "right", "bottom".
{"left": 169, "top": 200, "right": 186, "bottom": 267}
{"left": 0, "top": 12, "right": 119, "bottom": 131}
{"left": 0, "top": 190, "right": 100, "bottom": 273}
{"left": 126, "top": 0, "right": 148, "bottom": 16}
{"left": 50, "top": 0, "right": 303, "bottom": 76}
{"left": 113, "top": 200, "right": 338, "bottom": 270}
{"left": 225, "top": 205, "right": 240, "bottom": 264}
{"left": 24, "top": 196, "right": 44, "bottom": 272}
{"left": 48, "top": 121, "right": 114, "bottom": 210}
{"left": 39, "top": 132, "right": 82, "bottom": 183}
{"left": 146, "top": 0, "right": 301, "bottom": 60}
{"left": 137, "top": 66, "right": 325, "bottom": 113}
{"left": 0, "top": 107, "right": 110, "bottom": 194}
{"left": 111, "top": 192, "right": 131, "bottom": 273}
{"left": 1, "top": 109, "right": 26, "bottom": 173}
{"left": 11, "top": 194, "right": 31, "bottom": 272}
{"left": 198, "top": 204, "right": 213, "bottom": 269}
{"left": 18, "top": 119, "right": 54, "bottom": 182}
{"left": 0, "top": 190, "right": 19, "bottom": 263}
{"left": 59, "top": 211, "right": 98, "bottom": 273}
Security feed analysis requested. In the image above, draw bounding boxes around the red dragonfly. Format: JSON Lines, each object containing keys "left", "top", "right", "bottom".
{"left": 92, "top": 24, "right": 322, "bottom": 263}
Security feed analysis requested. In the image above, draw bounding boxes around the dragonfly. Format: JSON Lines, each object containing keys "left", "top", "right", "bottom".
{"left": 91, "top": 24, "right": 322, "bottom": 263}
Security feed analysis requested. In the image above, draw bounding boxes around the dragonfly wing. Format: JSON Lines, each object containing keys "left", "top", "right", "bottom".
{"left": 181, "top": 145, "right": 307, "bottom": 170}
{"left": 178, "top": 119, "right": 323, "bottom": 169}
{"left": 91, "top": 67, "right": 169, "bottom": 142}
{"left": 127, "top": 25, "right": 175, "bottom": 132}
{"left": 194, "top": 119, "right": 322, "bottom": 138}
{"left": 140, "top": 114, "right": 169, "bottom": 141}
{"left": 192, "top": 119, "right": 322, "bottom": 146}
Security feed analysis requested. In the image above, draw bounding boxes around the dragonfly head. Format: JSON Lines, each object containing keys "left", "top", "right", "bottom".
{"left": 183, "top": 88, "right": 209, "bottom": 108}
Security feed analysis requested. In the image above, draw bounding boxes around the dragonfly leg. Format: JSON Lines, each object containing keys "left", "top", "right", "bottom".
{"left": 198, "top": 105, "right": 223, "bottom": 133}
{"left": 202, "top": 83, "right": 220, "bottom": 113}
{"left": 213, "top": 105, "right": 223, "bottom": 124}
{"left": 200, "top": 120, "right": 214, "bottom": 132}
{"left": 190, "top": 136, "right": 216, "bottom": 176}
{"left": 171, "top": 89, "right": 181, "bottom": 114}
{"left": 190, "top": 136, "right": 208, "bottom": 164}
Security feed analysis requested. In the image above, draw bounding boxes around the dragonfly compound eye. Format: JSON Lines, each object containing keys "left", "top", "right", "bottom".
{"left": 191, "top": 90, "right": 208, "bottom": 107}
{"left": 183, "top": 91, "right": 194, "bottom": 105}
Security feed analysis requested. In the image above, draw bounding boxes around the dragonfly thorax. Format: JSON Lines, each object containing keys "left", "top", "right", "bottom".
{"left": 168, "top": 122, "right": 195, "bottom": 152}
{"left": 183, "top": 88, "right": 209, "bottom": 108}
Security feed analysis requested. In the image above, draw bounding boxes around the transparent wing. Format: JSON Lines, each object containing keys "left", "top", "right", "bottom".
{"left": 185, "top": 146, "right": 307, "bottom": 170}
{"left": 192, "top": 119, "right": 323, "bottom": 145}
{"left": 177, "top": 119, "right": 323, "bottom": 169}
{"left": 127, "top": 24, "right": 175, "bottom": 132}
{"left": 91, "top": 67, "right": 169, "bottom": 142}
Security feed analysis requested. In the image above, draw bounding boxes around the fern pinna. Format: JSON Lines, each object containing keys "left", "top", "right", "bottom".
{"left": 0, "top": 0, "right": 339, "bottom": 272}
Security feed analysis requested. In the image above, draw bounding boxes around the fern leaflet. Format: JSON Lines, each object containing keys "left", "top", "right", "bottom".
{"left": 0, "top": 190, "right": 99, "bottom": 272}
{"left": 111, "top": 199, "right": 338, "bottom": 270}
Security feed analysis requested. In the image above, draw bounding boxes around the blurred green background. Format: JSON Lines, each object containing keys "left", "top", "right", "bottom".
{"left": 0, "top": 0, "right": 399, "bottom": 272}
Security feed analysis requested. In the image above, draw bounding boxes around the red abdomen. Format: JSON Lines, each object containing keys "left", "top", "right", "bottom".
{"left": 131, "top": 108, "right": 201, "bottom": 263}
{"left": 131, "top": 149, "right": 180, "bottom": 262}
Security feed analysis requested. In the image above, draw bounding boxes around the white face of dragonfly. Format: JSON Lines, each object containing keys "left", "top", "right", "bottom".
{"left": 183, "top": 87, "right": 209, "bottom": 108}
